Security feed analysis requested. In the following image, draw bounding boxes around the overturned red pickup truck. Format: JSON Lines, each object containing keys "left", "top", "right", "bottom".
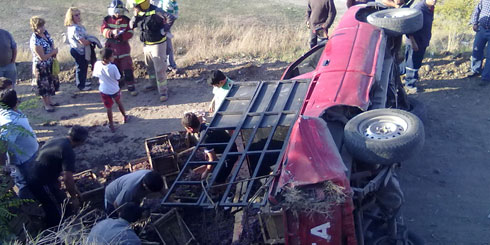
{"left": 162, "top": 3, "right": 426, "bottom": 245}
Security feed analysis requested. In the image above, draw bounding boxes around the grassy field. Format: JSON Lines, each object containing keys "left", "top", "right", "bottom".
{"left": 2, "top": 0, "right": 308, "bottom": 66}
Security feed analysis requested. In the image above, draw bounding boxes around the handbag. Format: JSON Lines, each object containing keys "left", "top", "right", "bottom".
{"left": 52, "top": 58, "right": 60, "bottom": 76}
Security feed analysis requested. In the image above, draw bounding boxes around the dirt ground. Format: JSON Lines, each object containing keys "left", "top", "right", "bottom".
{"left": 400, "top": 52, "right": 490, "bottom": 245}
{"left": 15, "top": 50, "right": 490, "bottom": 244}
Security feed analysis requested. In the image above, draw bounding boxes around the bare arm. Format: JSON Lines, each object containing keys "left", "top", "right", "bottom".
{"left": 34, "top": 45, "right": 58, "bottom": 61}
{"left": 63, "top": 171, "right": 82, "bottom": 198}
{"left": 201, "top": 150, "right": 217, "bottom": 179}
{"left": 78, "top": 38, "right": 90, "bottom": 46}
{"left": 408, "top": 35, "right": 419, "bottom": 52}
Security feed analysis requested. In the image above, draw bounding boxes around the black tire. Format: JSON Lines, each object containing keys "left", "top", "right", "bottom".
{"left": 344, "top": 109, "right": 424, "bottom": 165}
{"left": 407, "top": 97, "right": 427, "bottom": 125}
{"left": 367, "top": 8, "right": 423, "bottom": 36}
{"left": 371, "top": 231, "right": 425, "bottom": 245}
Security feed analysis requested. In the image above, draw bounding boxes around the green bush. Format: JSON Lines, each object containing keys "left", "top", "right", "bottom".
{"left": 433, "top": 0, "right": 477, "bottom": 51}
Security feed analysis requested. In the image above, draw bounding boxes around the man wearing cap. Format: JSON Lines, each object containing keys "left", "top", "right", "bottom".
{"left": 130, "top": 0, "right": 175, "bottom": 102}
{"left": 0, "top": 29, "right": 17, "bottom": 85}
{"left": 306, "top": 0, "right": 336, "bottom": 48}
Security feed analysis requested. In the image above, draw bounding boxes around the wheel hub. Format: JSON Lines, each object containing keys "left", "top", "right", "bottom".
{"left": 359, "top": 116, "right": 408, "bottom": 140}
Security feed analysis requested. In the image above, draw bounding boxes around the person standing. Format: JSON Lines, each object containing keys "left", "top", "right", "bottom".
{"left": 29, "top": 16, "right": 60, "bottom": 112}
{"left": 92, "top": 48, "right": 130, "bottom": 132}
{"left": 469, "top": 0, "right": 490, "bottom": 86}
{"left": 0, "top": 84, "right": 38, "bottom": 199}
{"left": 65, "top": 7, "right": 92, "bottom": 91}
{"left": 130, "top": 0, "right": 175, "bottom": 102}
{"left": 402, "top": 0, "right": 437, "bottom": 93}
{"left": 153, "top": 0, "right": 179, "bottom": 72}
{"left": 101, "top": 0, "right": 139, "bottom": 96}
{"left": 25, "top": 126, "right": 88, "bottom": 228}
{"left": 0, "top": 29, "right": 17, "bottom": 85}
{"left": 306, "top": 0, "right": 336, "bottom": 48}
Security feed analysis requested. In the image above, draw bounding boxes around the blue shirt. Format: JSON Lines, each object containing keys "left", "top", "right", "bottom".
{"left": 0, "top": 108, "right": 38, "bottom": 165}
{"left": 411, "top": 1, "right": 434, "bottom": 49}
{"left": 87, "top": 218, "right": 141, "bottom": 245}
{"left": 471, "top": 0, "right": 490, "bottom": 28}
{"left": 105, "top": 170, "right": 151, "bottom": 207}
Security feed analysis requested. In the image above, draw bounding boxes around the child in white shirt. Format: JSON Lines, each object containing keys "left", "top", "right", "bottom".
{"left": 208, "top": 70, "right": 233, "bottom": 114}
{"left": 92, "top": 48, "right": 129, "bottom": 132}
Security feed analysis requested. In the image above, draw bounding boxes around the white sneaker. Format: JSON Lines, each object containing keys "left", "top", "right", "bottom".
{"left": 79, "top": 87, "right": 91, "bottom": 91}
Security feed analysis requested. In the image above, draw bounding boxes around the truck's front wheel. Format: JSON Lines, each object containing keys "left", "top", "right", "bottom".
{"left": 344, "top": 109, "right": 424, "bottom": 165}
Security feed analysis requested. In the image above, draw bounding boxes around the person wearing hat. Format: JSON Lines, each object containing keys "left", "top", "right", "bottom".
{"left": 101, "top": 0, "right": 138, "bottom": 96}
{"left": 208, "top": 70, "right": 234, "bottom": 115}
{"left": 130, "top": 0, "right": 175, "bottom": 102}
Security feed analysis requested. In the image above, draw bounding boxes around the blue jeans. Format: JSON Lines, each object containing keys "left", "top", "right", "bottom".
{"left": 471, "top": 28, "right": 490, "bottom": 80}
{"left": 70, "top": 48, "right": 88, "bottom": 89}
{"left": 403, "top": 44, "right": 427, "bottom": 86}
{"left": 167, "top": 37, "right": 177, "bottom": 69}
{"left": 0, "top": 63, "right": 17, "bottom": 85}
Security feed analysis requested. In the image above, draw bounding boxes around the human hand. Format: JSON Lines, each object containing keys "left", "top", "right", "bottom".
{"left": 201, "top": 169, "right": 210, "bottom": 180}
{"left": 473, "top": 24, "right": 479, "bottom": 32}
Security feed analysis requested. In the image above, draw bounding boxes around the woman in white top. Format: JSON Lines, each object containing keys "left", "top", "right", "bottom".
{"left": 92, "top": 48, "right": 129, "bottom": 133}
{"left": 64, "top": 7, "right": 91, "bottom": 91}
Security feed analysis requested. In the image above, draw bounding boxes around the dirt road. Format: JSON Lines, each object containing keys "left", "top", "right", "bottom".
{"left": 400, "top": 53, "right": 490, "bottom": 244}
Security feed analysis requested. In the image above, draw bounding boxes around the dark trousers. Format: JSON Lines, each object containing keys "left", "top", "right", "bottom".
{"left": 70, "top": 48, "right": 88, "bottom": 90}
{"left": 28, "top": 181, "right": 70, "bottom": 228}
{"left": 403, "top": 44, "right": 427, "bottom": 86}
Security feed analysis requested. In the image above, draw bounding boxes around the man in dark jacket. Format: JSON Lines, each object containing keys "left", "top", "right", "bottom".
{"left": 402, "top": 0, "right": 436, "bottom": 93}
{"left": 130, "top": 0, "right": 175, "bottom": 102}
{"left": 306, "top": 0, "right": 336, "bottom": 48}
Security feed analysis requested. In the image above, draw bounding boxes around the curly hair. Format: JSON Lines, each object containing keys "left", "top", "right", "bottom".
{"left": 64, "top": 7, "right": 80, "bottom": 26}
{"left": 29, "top": 16, "right": 45, "bottom": 32}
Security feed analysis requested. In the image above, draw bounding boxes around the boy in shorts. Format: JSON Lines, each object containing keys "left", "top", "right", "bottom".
{"left": 93, "top": 48, "right": 129, "bottom": 132}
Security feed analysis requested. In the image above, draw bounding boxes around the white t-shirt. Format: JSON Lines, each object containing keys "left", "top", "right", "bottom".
{"left": 93, "top": 61, "right": 121, "bottom": 95}
{"left": 212, "top": 78, "right": 233, "bottom": 112}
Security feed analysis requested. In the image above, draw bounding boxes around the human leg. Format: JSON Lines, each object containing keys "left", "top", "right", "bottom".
{"left": 119, "top": 56, "right": 137, "bottom": 96}
{"left": 309, "top": 31, "right": 318, "bottom": 48}
{"left": 481, "top": 30, "right": 490, "bottom": 82}
{"left": 166, "top": 37, "right": 177, "bottom": 69}
{"left": 143, "top": 45, "right": 157, "bottom": 91}
{"left": 0, "top": 63, "right": 17, "bottom": 85}
{"left": 404, "top": 45, "right": 426, "bottom": 87}
{"left": 113, "top": 92, "right": 127, "bottom": 120}
{"left": 471, "top": 29, "right": 487, "bottom": 75}
{"left": 70, "top": 49, "right": 88, "bottom": 90}
{"left": 28, "top": 183, "right": 63, "bottom": 228}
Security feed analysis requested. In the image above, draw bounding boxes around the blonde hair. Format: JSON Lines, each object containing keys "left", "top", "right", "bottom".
{"left": 64, "top": 7, "right": 80, "bottom": 26}
{"left": 29, "top": 16, "right": 45, "bottom": 32}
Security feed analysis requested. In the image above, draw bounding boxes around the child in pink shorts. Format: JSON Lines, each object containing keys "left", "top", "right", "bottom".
{"left": 92, "top": 48, "right": 129, "bottom": 132}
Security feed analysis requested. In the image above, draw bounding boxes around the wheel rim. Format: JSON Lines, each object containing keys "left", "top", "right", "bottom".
{"left": 358, "top": 115, "right": 408, "bottom": 140}
{"left": 378, "top": 9, "right": 416, "bottom": 19}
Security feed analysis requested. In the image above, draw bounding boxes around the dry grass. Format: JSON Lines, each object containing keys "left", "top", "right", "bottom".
{"left": 282, "top": 181, "right": 347, "bottom": 218}
{"left": 7, "top": 0, "right": 308, "bottom": 68}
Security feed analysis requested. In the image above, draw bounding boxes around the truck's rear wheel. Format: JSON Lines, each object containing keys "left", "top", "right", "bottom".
{"left": 367, "top": 8, "right": 423, "bottom": 36}
{"left": 344, "top": 109, "right": 424, "bottom": 165}
{"left": 371, "top": 231, "right": 425, "bottom": 245}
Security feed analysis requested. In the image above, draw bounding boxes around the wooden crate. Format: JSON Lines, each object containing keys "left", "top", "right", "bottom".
{"left": 128, "top": 157, "right": 152, "bottom": 172}
{"left": 151, "top": 209, "right": 196, "bottom": 245}
{"left": 145, "top": 135, "right": 179, "bottom": 176}
{"left": 168, "top": 131, "right": 190, "bottom": 153}
{"left": 71, "top": 170, "right": 104, "bottom": 210}
{"left": 258, "top": 207, "right": 285, "bottom": 244}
